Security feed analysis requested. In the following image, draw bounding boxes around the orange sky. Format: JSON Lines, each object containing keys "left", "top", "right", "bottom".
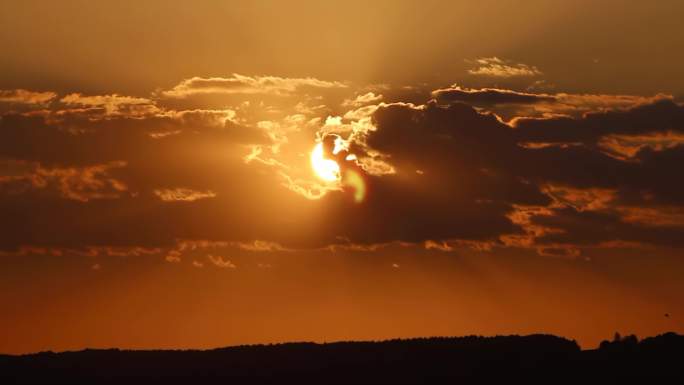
{"left": 1, "top": 0, "right": 683, "bottom": 354}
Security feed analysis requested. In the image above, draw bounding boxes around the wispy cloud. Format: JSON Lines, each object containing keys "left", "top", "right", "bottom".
{"left": 0, "top": 89, "right": 56, "bottom": 104}
{"left": 154, "top": 188, "right": 217, "bottom": 202}
{"left": 467, "top": 57, "right": 542, "bottom": 78}
{"left": 162, "top": 74, "right": 347, "bottom": 98}
{"left": 0, "top": 160, "right": 128, "bottom": 202}
{"left": 208, "top": 254, "right": 236, "bottom": 269}
{"left": 342, "top": 92, "right": 383, "bottom": 107}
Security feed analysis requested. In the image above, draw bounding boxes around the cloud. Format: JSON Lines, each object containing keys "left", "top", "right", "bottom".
{"left": 1, "top": 77, "right": 683, "bottom": 257}
{"left": 0, "top": 105, "right": 265, "bottom": 168}
{"left": 536, "top": 246, "right": 581, "bottom": 259}
{"left": 154, "top": 188, "right": 217, "bottom": 202}
{"left": 327, "top": 102, "right": 541, "bottom": 245}
{"left": 342, "top": 92, "right": 383, "bottom": 107}
{"left": 434, "top": 86, "right": 672, "bottom": 120}
{"left": 278, "top": 171, "right": 341, "bottom": 200}
{"left": 617, "top": 206, "right": 684, "bottom": 227}
{"left": 0, "top": 244, "right": 162, "bottom": 258}
{"left": 598, "top": 131, "right": 684, "bottom": 160}
{"left": 162, "top": 74, "right": 347, "bottom": 98}
{"left": 322, "top": 239, "right": 415, "bottom": 253}
{"left": 163, "top": 240, "right": 229, "bottom": 263}
{"left": 344, "top": 99, "right": 684, "bottom": 252}
{"left": 467, "top": 57, "right": 542, "bottom": 78}
{"left": 233, "top": 240, "right": 289, "bottom": 252}
{"left": 207, "top": 254, "right": 236, "bottom": 269}
{"left": 511, "top": 99, "right": 684, "bottom": 149}
{"left": 424, "top": 239, "right": 496, "bottom": 252}
{"left": 57, "top": 93, "right": 164, "bottom": 120}
{"left": 433, "top": 86, "right": 555, "bottom": 105}
{"left": 424, "top": 240, "right": 453, "bottom": 252}
{"left": 528, "top": 206, "right": 684, "bottom": 248}
{"left": 550, "top": 93, "right": 672, "bottom": 115}
{"left": 61, "top": 93, "right": 156, "bottom": 114}
{"left": 343, "top": 105, "right": 380, "bottom": 120}
{"left": 0, "top": 89, "right": 56, "bottom": 104}
{"left": 0, "top": 160, "right": 128, "bottom": 201}
{"left": 165, "top": 108, "right": 238, "bottom": 126}
{"left": 542, "top": 184, "right": 616, "bottom": 212}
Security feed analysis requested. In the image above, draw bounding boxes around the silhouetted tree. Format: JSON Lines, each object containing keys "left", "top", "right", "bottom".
{"left": 1, "top": 333, "right": 682, "bottom": 384}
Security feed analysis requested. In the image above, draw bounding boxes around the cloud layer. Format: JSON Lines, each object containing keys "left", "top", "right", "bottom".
{"left": 1, "top": 77, "right": 683, "bottom": 261}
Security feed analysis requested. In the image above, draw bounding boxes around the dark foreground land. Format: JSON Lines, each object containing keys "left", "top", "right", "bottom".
{"left": 1, "top": 333, "right": 682, "bottom": 384}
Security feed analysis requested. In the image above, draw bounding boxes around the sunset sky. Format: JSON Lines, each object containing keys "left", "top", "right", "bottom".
{"left": 2, "top": 0, "right": 684, "bottom": 354}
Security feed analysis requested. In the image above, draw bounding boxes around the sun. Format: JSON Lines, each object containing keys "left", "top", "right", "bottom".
{"left": 311, "top": 143, "right": 340, "bottom": 182}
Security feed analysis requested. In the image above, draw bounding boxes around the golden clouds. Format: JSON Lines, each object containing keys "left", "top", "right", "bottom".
{"left": 154, "top": 188, "right": 217, "bottom": 202}
{"left": 542, "top": 185, "right": 617, "bottom": 212}
{"left": 1, "top": 73, "right": 684, "bottom": 258}
{"left": 342, "top": 92, "right": 383, "bottom": 107}
{"left": 0, "top": 89, "right": 56, "bottom": 105}
{"left": 467, "top": 57, "right": 542, "bottom": 78}
{"left": 598, "top": 131, "right": 684, "bottom": 160}
{"left": 162, "top": 74, "right": 347, "bottom": 98}
{"left": 60, "top": 93, "right": 157, "bottom": 117}
{"left": 234, "top": 240, "right": 288, "bottom": 252}
{"left": 208, "top": 254, "right": 236, "bottom": 269}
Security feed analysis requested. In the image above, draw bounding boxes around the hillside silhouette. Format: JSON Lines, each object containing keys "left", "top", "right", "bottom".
{"left": 1, "top": 333, "right": 682, "bottom": 384}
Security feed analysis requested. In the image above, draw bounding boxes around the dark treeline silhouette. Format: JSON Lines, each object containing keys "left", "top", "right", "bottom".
{"left": 1, "top": 333, "right": 682, "bottom": 384}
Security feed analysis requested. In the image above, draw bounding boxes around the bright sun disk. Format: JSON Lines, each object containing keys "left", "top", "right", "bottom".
{"left": 311, "top": 143, "right": 340, "bottom": 182}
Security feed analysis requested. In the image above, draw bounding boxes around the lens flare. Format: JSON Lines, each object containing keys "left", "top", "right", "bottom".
{"left": 311, "top": 143, "right": 340, "bottom": 182}
{"left": 344, "top": 169, "right": 366, "bottom": 203}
